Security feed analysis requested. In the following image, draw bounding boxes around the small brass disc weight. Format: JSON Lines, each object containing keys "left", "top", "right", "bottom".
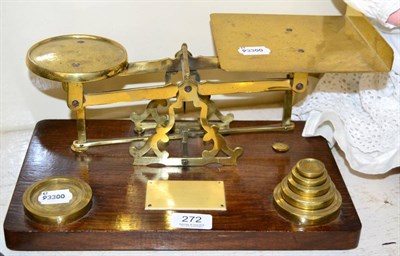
{"left": 23, "top": 176, "right": 92, "bottom": 225}
{"left": 26, "top": 34, "right": 128, "bottom": 83}
{"left": 272, "top": 142, "right": 290, "bottom": 152}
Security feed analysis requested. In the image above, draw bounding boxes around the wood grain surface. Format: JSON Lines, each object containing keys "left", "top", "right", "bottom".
{"left": 4, "top": 120, "right": 361, "bottom": 250}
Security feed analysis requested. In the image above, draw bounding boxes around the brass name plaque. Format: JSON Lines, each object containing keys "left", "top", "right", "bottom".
{"left": 145, "top": 180, "right": 226, "bottom": 211}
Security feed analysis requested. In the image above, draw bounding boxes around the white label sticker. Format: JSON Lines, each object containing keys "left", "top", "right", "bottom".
{"left": 38, "top": 189, "right": 73, "bottom": 205}
{"left": 170, "top": 213, "right": 212, "bottom": 230}
{"left": 238, "top": 46, "right": 271, "bottom": 55}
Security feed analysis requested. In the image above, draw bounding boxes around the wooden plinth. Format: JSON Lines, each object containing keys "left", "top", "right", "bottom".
{"left": 4, "top": 120, "right": 361, "bottom": 250}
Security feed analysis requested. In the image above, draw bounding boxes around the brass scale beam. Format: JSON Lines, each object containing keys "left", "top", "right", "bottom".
{"left": 27, "top": 7, "right": 394, "bottom": 167}
{"left": 67, "top": 43, "right": 307, "bottom": 166}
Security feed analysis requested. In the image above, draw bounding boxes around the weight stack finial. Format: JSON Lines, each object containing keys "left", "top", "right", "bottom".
{"left": 273, "top": 158, "right": 342, "bottom": 225}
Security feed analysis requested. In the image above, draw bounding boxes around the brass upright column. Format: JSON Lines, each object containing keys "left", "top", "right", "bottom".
{"left": 66, "top": 82, "right": 87, "bottom": 152}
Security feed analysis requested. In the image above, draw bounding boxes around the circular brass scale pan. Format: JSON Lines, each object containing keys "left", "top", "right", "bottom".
{"left": 26, "top": 34, "right": 128, "bottom": 83}
{"left": 23, "top": 176, "right": 92, "bottom": 225}
{"left": 273, "top": 158, "right": 342, "bottom": 226}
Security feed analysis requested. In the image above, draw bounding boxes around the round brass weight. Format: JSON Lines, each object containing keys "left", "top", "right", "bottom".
{"left": 23, "top": 176, "right": 92, "bottom": 225}
{"left": 26, "top": 34, "right": 128, "bottom": 83}
{"left": 273, "top": 158, "right": 342, "bottom": 225}
{"left": 272, "top": 142, "right": 290, "bottom": 153}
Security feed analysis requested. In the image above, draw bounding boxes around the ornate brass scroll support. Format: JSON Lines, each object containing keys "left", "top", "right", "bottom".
{"left": 129, "top": 44, "right": 243, "bottom": 166}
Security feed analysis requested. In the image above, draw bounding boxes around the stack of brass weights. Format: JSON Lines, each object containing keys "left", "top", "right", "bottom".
{"left": 273, "top": 158, "right": 342, "bottom": 225}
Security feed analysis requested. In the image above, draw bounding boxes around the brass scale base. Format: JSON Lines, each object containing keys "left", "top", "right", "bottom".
{"left": 4, "top": 10, "right": 393, "bottom": 250}
{"left": 4, "top": 120, "right": 361, "bottom": 250}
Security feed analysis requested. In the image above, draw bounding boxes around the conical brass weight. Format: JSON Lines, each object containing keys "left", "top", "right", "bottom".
{"left": 273, "top": 158, "right": 342, "bottom": 225}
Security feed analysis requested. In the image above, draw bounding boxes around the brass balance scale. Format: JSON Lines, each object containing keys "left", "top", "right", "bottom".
{"left": 4, "top": 8, "right": 392, "bottom": 251}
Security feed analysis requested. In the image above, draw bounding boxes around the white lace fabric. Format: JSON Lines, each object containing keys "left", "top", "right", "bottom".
{"left": 293, "top": 72, "right": 400, "bottom": 174}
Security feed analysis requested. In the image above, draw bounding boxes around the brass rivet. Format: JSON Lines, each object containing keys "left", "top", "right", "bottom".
{"left": 296, "top": 83, "right": 304, "bottom": 90}
{"left": 272, "top": 142, "right": 290, "bottom": 153}
{"left": 181, "top": 159, "right": 189, "bottom": 166}
{"left": 71, "top": 100, "right": 80, "bottom": 108}
{"left": 184, "top": 86, "right": 192, "bottom": 93}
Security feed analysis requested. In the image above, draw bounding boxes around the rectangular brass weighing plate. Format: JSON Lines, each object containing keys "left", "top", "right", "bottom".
{"left": 210, "top": 13, "right": 393, "bottom": 73}
{"left": 145, "top": 180, "right": 226, "bottom": 210}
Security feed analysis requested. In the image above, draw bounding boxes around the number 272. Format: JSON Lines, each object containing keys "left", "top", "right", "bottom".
{"left": 182, "top": 216, "right": 201, "bottom": 223}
